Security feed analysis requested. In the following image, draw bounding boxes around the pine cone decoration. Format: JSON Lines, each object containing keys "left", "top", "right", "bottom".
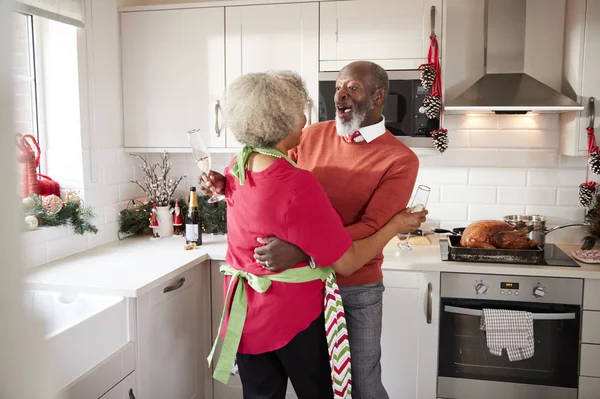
{"left": 419, "top": 65, "right": 436, "bottom": 90}
{"left": 423, "top": 95, "right": 441, "bottom": 119}
{"left": 431, "top": 128, "right": 449, "bottom": 153}
{"left": 590, "top": 151, "right": 600, "bottom": 174}
{"left": 579, "top": 182, "right": 598, "bottom": 208}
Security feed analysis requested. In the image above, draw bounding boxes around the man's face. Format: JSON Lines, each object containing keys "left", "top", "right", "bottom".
{"left": 334, "top": 71, "right": 376, "bottom": 136}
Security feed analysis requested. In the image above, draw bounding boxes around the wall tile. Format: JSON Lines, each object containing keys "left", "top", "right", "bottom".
{"left": 469, "top": 130, "right": 529, "bottom": 148}
{"left": 498, "top": 150, "right": 558, "bottom": 168}
{"left": 415, "top": 167, "right": 469, "bottom": 185}
{"left": 46, "top": 234, "right": 88, "bottom": 263}
{"left": 557, "top": 188, "right": 579, "bottom": 207}
{"left": 441, "top": 186, "right": 497, "bottom": 204}
{"left": 417, "top": 149, "right": 499, "bottom": 168}
{"left": 559, "top": 155, "right": 588, "bottom": 168}
{"left": 527, "top": 130, "right": 559, "bottom": 149}
{"left": 527, "top": 169, "right": 584, "bottom": 187}
{"left": 102, "top": 165, "right": 134, "bottom": 186}
{"left": 497, "top": 187, "right": 557, "bottom": 205}
{"left": 468, "top": 205, "right": 526, "bottom": 221}
{"left": 524, "top": 206, "right": 585, "bottom": 223}
{"left": 469, "top": 168, "right": 527, "bottom": 186}
{"left": 426, "top": 203, "right": 468, "bottom": 221}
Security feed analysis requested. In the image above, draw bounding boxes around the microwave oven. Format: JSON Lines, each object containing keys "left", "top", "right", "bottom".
{"left": 317, "top": 70, "right": 439, "bottom": 138}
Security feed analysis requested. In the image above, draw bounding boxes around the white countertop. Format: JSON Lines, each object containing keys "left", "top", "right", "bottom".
{"left": 25, "top": 234, "right": 600, "bottom": 297}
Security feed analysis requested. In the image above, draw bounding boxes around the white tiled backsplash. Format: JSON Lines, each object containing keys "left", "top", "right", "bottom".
{"left": 22, "top": 114, "right": 593, "bottom": 268}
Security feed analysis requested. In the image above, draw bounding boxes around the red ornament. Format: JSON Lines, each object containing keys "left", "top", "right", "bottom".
{"left": 173, "top": 202, "right": 183, "bottom": 226}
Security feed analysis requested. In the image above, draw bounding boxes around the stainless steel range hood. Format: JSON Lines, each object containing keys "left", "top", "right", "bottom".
{"left": 444, "top": 0, "right": 583, "bottom": 114}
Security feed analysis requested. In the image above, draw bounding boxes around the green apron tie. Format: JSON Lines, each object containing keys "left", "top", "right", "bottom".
{"left": 229, "top": 146, "right": 298, "bottom": 185}
{"left": 208, "top": 264, "right": 333, "bottom": 384}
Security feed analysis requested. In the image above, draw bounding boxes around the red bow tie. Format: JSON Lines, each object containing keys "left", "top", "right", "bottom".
{"left": 344, "top": 131, "right": 362, "bottom": 143}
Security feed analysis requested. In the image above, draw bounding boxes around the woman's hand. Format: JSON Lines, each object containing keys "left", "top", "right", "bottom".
{"left": 199, "top": 171, "right": 226, "bottom": 196}
{"left": 390, "top": 208, "right": 428, "bottom": 234}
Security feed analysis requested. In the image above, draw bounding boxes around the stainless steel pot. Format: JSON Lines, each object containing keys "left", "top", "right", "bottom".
{"left": 503, "top": 214, "right": 585, "bottom": 247}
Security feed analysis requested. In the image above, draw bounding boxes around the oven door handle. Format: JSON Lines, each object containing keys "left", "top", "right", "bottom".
{"left": 444, "top": 305, "right": 576, "bottom": 320}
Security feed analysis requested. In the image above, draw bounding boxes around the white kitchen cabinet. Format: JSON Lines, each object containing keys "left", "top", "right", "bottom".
{"left": 319, "top": 0, "right": 442, "bottom": 71}
{"left": 225, "top": 2, "right": 319, "bottom": 148}
{"left": 136, "top": 263, "right": 213, "bottom": 399}
{"left": 209, "top": 261, "right": 298, "bottom": 399}
{"left": 121, "top": 8, "right": 226, "bottom": 150}
{"left": 561, "top": 0, "right": 600, "bottom": 156}
{"left": 99, "top": 372, "right": 137, "bottom": 399}
{"left": 381, "top": 271, "right": 440, "bottom": 399}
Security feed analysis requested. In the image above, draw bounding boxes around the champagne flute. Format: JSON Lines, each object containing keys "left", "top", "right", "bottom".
{"left": 397, "top": 185, "right": 431, "bottom": 251}
{"left": 187, "top": 128, "right": 225, "bottom": 203}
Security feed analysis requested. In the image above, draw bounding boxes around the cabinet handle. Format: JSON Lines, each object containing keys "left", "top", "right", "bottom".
{"left": 426, "top": 282, "right": 432, "bottom": 324}
{"left": 430, "top": 5, "right": 436, "bottom": 37}
{"left": 129, "top": 389, "right": 136, "bottom": 399}
{"left": 163, "top": 277, "right": 185, "bottom": 293}
{"left": 589, "top": 97, "right": 595, "bottom": 129}
{"left": 215, "top": 100, "right": 221, "bottom": 137}
{"left": 306, "top": 100, "right": 312, "bottom": 125}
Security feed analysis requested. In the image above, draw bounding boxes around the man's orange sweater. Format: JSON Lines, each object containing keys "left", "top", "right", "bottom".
{"left": 290, "top": 120, "right": 419, "bottom": 286}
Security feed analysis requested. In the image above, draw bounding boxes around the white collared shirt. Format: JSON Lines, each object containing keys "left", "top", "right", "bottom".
{"left": 349, "top": 116, "right": 386, "bottom": 143}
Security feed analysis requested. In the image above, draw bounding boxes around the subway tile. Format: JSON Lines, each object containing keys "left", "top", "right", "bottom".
{"left": 497, "top": 187, "right": 557, "bottom": 205}
{"left": 416, "top": 167, "right": 469, "bottom": 185}
{"left": 469, "top": 130, "right": 529, "bottom": 148}
{"left": 97, "top": 148, "right": 119, "bottom": 167}
{"left": 468, "top": 205, "right": 526, "bottom": 221}
{"left": 83, "top": 186, "right": 120, "bottom": 208}
{"left": 426, "top": 203, "right": 468, "bottom": 221}
{"left": 498, "top": 150, "right": 558, "bottom": 168}
{"left": 21, "top": 226, "right": 70, "bottom": 247}
{"left": 444, "top": 114, "right": 499, "bottom": 129}
{"left": 417, "top": 149, "right": 499, "bottom": 168}
{"left": 409, "top": 184, "right": 441, "bottom": 204}
{"left": 559, "top": 155, "right": 588, "bottom": 168}
{"left": 525, "top": 206, "right": 586, "bottom": 223}
{"left": 469, "top": 168, "right": 527, "bottom": 186}
{"left": 557, "top": 188, "right": 579, "bottom": 207}
{"left": 441, "top": 186, "right": 497, "bottom": 204}
{"left": 82, "top": 149, "right": 103, "bottom": 188}
{"left": 449, "top": 130, "right": 470, "bottom": 148}
{"left": 46, "top": 234, "right": 89, "bottom": 263}
{"left": 103, "top": 165, "right": 134, "bottom": 186}
{"left": 104, "top": 201, "right": 129, "bottom": 224}
{"left": 91, "top": 206, "right": 107, "bottom": 225}
{"left": 118, "top": 182, "right": 145, "bottom": 202}
{"left": 527, "top": 169, "right": 585, "bottom": 187}
{"left": 527, "top": 130, "right": 559, "bottom": 149}
{"left": 119, "top": 150, "right": 142, "bottom": 167}
{"left": 498, "top": 114, "right": 559, "bottom": 130}
{"left": 88, "top": 222, "right": 119, "bottom": 249}
{"left": 439, "top": 221, "right": 470, "bottom": 230}
{"left": 21, "top": 242, "right": 48, "bottom": 269}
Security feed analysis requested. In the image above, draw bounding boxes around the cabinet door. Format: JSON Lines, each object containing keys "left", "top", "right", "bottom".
{"left": 320, "top": 0, "right": 442, "bottom": 71}
{"left": 99, "top": 371, "right": 136, "bottom": 399}
{"left": 381, "top": 271, "right": 440, "bottom": 399}
{"left": 210, "top": 261, "right": 298, "bottom": 399}
{"left": 121, "top": 8, "right": 226, "bottom": 150}
{"left": 136, "top": 263, "right": 213, "bottom": 399}
{"left": 225, "top": 3, "right": 319, "bottom": 148}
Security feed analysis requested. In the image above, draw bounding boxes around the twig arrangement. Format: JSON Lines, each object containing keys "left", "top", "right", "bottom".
{"left": 130, "top": 151, "right": 187, "bottom": 206}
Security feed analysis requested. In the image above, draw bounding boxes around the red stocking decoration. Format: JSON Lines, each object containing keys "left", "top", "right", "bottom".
{"left": 16, "top": 134, "right": 60, "bottom": 198}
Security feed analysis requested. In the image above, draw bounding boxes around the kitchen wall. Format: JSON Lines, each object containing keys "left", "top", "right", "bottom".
{"left": 164, "top": 113, "right": 593, "bottom": 244}
{"left": 19, "top": 0, "right": 144, "bottom": 269}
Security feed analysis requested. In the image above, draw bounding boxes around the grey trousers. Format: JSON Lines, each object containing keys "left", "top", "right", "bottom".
{"left": 339, "top": 281, "right": 389, "bottom": 399}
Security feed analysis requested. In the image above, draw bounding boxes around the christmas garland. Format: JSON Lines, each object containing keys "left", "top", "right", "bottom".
{"left": 22, "top": 192, "right": 98, "bottom": 235}
{"left": 118, "top": 196, "right": 227, "bottom": 238}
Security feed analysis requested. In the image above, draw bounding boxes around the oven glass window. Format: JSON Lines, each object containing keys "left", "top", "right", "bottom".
{"left": 438, "top": 298, "right": 580, "bottom": 388}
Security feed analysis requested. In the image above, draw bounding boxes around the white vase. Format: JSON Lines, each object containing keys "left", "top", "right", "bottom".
{"left": 156, "top": 206, "right": 173, "bottom": 238}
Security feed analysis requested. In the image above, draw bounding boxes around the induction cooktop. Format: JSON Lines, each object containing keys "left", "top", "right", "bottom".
{"left": 439, "top": 239, "right": 580, "bottom": 267}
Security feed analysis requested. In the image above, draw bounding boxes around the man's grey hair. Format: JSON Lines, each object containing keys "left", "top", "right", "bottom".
{"left": 369, "top": 62, "right": 389, "bottom": 94}
{"left": 223, "top": 70, "right": 311, "bottom": 148}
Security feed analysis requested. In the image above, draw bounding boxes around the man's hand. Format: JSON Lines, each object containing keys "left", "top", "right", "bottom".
{"left": 199, "top": 171, "right": 226, "bottom": 197}
{"left": 253, "top": 237, "right": 310, "bottom": 272}
{"left": 390, "top": 208, "right": 428, "bottom": 234}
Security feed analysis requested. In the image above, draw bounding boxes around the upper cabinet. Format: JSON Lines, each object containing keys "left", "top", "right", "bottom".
{"left": 121, "top": 8, "right": 226, "bottom": 150}
{"left": 319, "top": 0, "right": 442, "bottom": 71}
{"left": 225, "top": 2, "right": 319, "bottom": 148}
{"left": 560, "top": 0, "right": 600, "bottom": 156}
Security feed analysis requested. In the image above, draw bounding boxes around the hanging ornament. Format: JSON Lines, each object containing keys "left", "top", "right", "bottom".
{"left": 589, "top": 151, "right": 600, "bottom": 174}
{"left": 419, "top": 64, "right": 436, "bottom": 90}
{"left": 42, "top": 194, "right": 63, "bottom": 214}
{"left": 431, "top": 128, "right": 449, "bottom": 153}
{"left": 423, "top": 94, "right": 441, "bottom": 119}
{"left": 22, "top": 196, "right": 36, "bottom": 211}
{"left": 24, "top": 215, "right": 39, "bottom": 230}
{"left": 579, "top": 182, "right": 598, "bottom": 208}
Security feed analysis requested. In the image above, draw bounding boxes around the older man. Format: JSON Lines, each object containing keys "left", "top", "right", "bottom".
{"left": 206, "top": 61, "right": 421, "bottom": 398}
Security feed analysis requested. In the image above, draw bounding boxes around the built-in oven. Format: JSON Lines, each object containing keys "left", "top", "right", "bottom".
{"left": 318, "top": 70, "right": 439, "bottom": 139}
{"left": 438, "top": 273, "right": 582, "bottom": 399}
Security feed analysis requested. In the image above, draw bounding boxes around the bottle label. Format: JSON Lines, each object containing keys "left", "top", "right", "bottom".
{"left": 186, "top": 224, "right": 199, "bottom": 241}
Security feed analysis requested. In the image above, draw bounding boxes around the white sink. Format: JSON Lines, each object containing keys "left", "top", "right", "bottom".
{"left": 24, "top": 290, "right": 129, "bottom": 391}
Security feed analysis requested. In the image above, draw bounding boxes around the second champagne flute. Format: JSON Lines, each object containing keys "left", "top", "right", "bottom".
{"left": 397, "top": 185, "right": 431, "bottom": 251}
{"left": 187, "top": 128, "right": 225, "bottom": 203}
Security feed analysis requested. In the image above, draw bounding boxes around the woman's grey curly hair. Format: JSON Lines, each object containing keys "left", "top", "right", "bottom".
{"left": 223, "top": 70, "right": 311, "bottom": 148}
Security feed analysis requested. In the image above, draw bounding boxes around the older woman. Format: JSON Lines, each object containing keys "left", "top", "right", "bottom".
{"left": 207, "top": 71, "right": 424, "bottom": 399}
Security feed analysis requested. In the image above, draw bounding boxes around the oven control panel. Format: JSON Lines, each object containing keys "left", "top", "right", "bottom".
{"left": 440, "top": 273, "right": 583, "bottom": 305}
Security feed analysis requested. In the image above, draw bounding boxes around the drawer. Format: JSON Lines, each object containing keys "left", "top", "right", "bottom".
{"left": 580, "top": 344, "right": 600, "bottom": 378}
{"left": 582, "top": 311, "right": 600, "bottom": 344}
{"left": 584, "top": 280, "right": 600, "bottom": 310}
{"left": 579, "top": 376, "right": 600, "bottom": 399}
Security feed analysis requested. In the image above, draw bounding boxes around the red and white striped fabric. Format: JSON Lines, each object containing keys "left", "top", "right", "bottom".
{"left": 325, "top": 273, "right": 352, "bottom": 399}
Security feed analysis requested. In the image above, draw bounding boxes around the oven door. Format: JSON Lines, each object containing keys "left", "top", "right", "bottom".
{"left": 437, "top": 298, "right": 580, "bottom": 399}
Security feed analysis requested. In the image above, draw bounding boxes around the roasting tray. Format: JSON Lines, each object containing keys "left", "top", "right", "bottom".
{"left": 447, "top": 235, "right": 544, "bottom": 265}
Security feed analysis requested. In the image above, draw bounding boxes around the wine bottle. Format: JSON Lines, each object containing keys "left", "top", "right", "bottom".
{"left": 185, "top": 187, "right": 202, "bottom": 245}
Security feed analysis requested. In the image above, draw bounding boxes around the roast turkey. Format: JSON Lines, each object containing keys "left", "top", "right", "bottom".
{"left": 459, "top": 220, "right": 538, "bottom": 249}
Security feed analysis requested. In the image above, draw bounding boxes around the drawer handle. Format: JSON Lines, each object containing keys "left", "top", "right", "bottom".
{"left": 427, "top": 282, "right": 433, "bottom": 324}
{"left": 163, "top": 277, "right": 185, "bottom": 293}
{"left": 129, "top": 389, "right": 136, "bottom": 399}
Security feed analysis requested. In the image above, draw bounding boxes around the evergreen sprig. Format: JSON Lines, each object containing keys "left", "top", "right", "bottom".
{"left": 24, "top": 194, "right": 98, "bottom": 234}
